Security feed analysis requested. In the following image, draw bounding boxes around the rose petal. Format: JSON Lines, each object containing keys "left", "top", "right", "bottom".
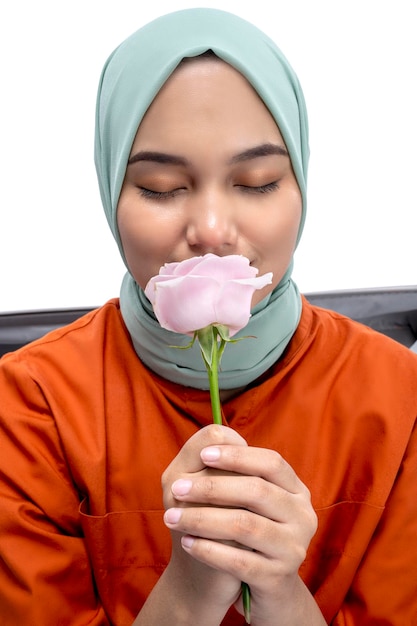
{"left": 195, "top": 254, "right": 258, "bottom": 280}
{"left": 144, "top": 255, "right": 273, "bottom": 335}
{"left": 152, "top": 276, "right": 220, "bottom": 334}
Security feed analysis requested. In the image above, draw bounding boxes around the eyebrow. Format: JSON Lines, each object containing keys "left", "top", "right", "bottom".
{"left": 127, "top": 142, "right": 289, "bottom": 167}
{"left": 229, "top": 143, "right": 289, "bottom": 164}
{"left": 127, "top": 151, "right": 188, "bottom": 166}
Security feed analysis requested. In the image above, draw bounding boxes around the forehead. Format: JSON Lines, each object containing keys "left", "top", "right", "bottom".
{"left": 155, "top": 54, "right": 273, "bottom": 114}
{"left": 131, "top": 56, "right": 284, "bottom": 151}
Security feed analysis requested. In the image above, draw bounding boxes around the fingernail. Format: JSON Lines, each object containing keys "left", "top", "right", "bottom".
{"left": 181, "top": 535, "right": 195, "bottom": 549}
{"left": 172, "top": 479, "right": 192, "bottom": 496}
{"left": 201, "top": 446, "right": 221, "bottom": 462}
{"left": 164, "top": 508, "right": 182, "bottom": 525}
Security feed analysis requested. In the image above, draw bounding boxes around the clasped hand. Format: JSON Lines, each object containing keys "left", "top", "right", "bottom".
{"left": 162, "top": 424, "right": 317, "bottom": 624}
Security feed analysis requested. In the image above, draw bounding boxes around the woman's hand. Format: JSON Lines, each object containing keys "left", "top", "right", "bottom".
{"left": 162, "top": 423, "right": 322, "bottom": 625}
{"left": 161, "top": 424, "right": 247, "bottom": 622}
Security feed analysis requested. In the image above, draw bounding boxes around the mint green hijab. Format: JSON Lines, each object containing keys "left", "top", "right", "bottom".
{"left": 94, "top": 8, "right": 310, "bottom": 389}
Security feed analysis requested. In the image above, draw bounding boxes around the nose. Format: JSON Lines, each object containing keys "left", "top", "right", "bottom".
{"left": 185, "top": 191, "right": 238, "bottom": 252}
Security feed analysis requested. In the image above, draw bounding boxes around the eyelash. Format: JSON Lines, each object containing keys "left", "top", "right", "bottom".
{"left": 137, "top": 180, "right": 280, "bottom": 200}
{"left": 138, "top": 187, "right": 182, "bottom": 200}
{"left": 238, "top": 181, "right": 279, "bottom": 194}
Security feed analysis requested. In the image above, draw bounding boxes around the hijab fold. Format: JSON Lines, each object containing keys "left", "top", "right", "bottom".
{"left": 94, "top": 8, "right": 309, "bottom": 389}
{"left": 120, "top": 265, "right": 301, "bottom": 390}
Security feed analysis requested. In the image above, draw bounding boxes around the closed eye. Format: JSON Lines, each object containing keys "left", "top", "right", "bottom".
{"left": 237, "top": 181, "right": 280, "bottom": 194}
{"left": 138, "top": 187, "right": 186, "bottom": 200}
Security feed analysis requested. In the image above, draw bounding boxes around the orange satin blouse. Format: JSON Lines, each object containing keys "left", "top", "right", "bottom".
{"left": 0, "top": 298, "right": 416, "bottom": 625}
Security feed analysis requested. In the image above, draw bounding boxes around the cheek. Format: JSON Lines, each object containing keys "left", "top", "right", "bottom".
{"left": 252, "top": 192, "right": 302, "bottom": 298}
{"left": 116, "top": 196, "right": 157, "bottom": 284}
{"left": 117, "top": 198, "right": 142, "bottom": 257}
{"left": 262, "top": 193, "right": 302, "bottom": 256}
{"left": 116, "top": 192, "right": 183, "bottom": 288}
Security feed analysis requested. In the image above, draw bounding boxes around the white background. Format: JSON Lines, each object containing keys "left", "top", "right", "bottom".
{"left": 1, "top": 0, "right": 416, "bottom": 312}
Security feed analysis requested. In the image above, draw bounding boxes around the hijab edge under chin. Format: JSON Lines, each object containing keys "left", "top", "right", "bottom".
{"left": 119, "top": 267, "right": 302, "bottom": 391}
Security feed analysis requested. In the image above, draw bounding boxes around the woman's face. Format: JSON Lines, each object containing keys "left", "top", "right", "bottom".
{"left": 117, "top": 58, "right": 302, "bottom": 306}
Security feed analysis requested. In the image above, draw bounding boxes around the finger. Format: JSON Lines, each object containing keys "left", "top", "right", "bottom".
{"left": 180, "top": 533, "right": 264, "bottom": 583}
{"left": 166, "top": 424, "right": 247, "bottom": 476}
{"left": 200, "top": 444, "right": 307, "bottom": 495}
{"left": 165, "top": 505, "right": 275, "bottom": 554}
{"left": 180, "top": 533, "right": 306, "bottom": 618}
{"left": 171, "top": 473, "right": 307, "bottom": 523}
{"left": 178, "top": 522, "right": 305, "bottom": 583}
{"left": 165, "top": 501, "right": 315, "bottom": 559}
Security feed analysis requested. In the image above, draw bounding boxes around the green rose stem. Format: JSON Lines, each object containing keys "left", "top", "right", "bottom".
{"left": 196, "top": 324, "right": 252, "bottom": 624}
{"left": 197, "top": 326, "right": 223, "bottom": 425}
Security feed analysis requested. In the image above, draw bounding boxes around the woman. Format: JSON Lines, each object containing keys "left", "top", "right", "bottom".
{"left": 1, "top": 8, "right": 416, "bottom": 625}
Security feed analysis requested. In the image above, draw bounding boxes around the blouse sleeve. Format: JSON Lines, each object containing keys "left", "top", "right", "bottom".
{"left": 331, "top": 417, "right": 417, "bottom": 624}
{"left": 0, "top": 354, "right": 111, "bottom": 625}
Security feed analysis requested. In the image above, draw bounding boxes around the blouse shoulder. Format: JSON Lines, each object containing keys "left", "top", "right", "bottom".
{"left": 285, "top": 298, "right": 417, "bottom": 417}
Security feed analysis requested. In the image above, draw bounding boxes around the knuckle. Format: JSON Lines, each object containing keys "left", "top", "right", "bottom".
{"left": 298, "top": 493, "right": 318, "bottom": 533}
{"left": 301, "top": 482, "right": 313, "bottom": 502}
{"left": 202, "top": 425, "right": 247, "bottom": 458}
{"left": 269, "top": 450, "right": 287, "bottom": 474}
{"left": 295, "top": 542, "right": 308, "bottom": 565}
{"left": 224, "top": 442, "right": 250, "bottom": 468}
{"left": 161, "top": 467, "right": 171, "bottom": 490}
{"left": 225, "top": 444, "right": 245, "bottom": 465}
{"left": 192, "top": 507, "right": 205, "bottom": 530}
{"left": 181, "top": 507, "right": 204, "bottom": 535}
{"left": 200, "top": 476, "right": 216, "bottom": 500}
{"left": 296, "top": 487, "right": 318, "bottom": 538}
{"left": 246, "top": 476, "right": 270, "bottom": 503}
{"left": 200, "top": 538, "right": 215, "bottom": 558}
{"left": 203, "top": 423, "right": 228, "bottom": 444}
{"left": 294, "top": 503, "right": 318, "bottom": 543}
{"left": 231, "top": 547, "right": 252, "bottom": 576}
{"left": 161, "top": 468, "right": 170, "bottom": 487}
{"left": 308, "top": 508, "right": 318, "bottom": 537}
{"left": 232, "top": 509, "right": 258, "bottom": 539}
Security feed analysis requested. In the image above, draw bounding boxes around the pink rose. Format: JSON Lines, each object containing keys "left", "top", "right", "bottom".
{"left": 144, "top": 254, "right": 273, "bottom": 336}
